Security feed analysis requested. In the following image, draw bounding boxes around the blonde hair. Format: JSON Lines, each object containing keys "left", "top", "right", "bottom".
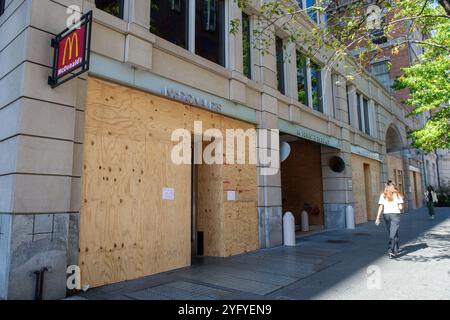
{"left": 383, "top": 181, "right": 403, "bottom": 202}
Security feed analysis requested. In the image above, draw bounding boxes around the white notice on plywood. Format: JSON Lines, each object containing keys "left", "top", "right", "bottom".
{"left": 162, "top": 188, "right": 175, "bottom": 200}
{"left": 227, "top": 191, "right": 236, "bottom": 201}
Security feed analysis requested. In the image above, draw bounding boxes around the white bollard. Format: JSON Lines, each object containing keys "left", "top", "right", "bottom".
{"left": 283, "top": 212, "right": 296, "bottom": 246}
{"left": 301, "top": 210, "right": 309, "bottom": 232}
{"left": 346, "top": 205, "right": 355, "bottom": 229}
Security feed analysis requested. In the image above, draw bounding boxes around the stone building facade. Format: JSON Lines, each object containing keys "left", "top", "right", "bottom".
{"left": 0, "top": 0, "right": 430, "bottom": 299}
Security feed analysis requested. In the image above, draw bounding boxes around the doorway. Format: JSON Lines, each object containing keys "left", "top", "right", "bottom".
{"left": 280, "top": 136, "right": 325, "bottom": 232}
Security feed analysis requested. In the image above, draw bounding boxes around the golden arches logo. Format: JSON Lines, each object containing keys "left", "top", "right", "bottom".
{"left": 62, "top": 32, "right": 79, "bottom": 65}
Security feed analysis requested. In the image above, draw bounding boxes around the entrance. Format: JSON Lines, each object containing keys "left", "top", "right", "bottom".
{"left": 280, "top": 135, "right": 325, "bottom": 233}
{"left": 191, "top": 140, "right": 223, "bottom": 260}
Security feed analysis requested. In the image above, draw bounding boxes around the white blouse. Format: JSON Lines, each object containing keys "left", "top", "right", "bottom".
{"left": 378, "top": 194, "right": 404, "bottom": 214}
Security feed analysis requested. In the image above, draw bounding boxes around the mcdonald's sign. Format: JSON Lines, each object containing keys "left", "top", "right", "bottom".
{"left": 49, "top": 11, "right": 92, "bottom": 88}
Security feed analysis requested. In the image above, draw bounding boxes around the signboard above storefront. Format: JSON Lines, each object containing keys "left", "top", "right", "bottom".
{"left": 351, "top": 145, "right": 381, "bottom": 162}
{"left": 48, "top": 11, "right": 92, "bottom": 88}
{"left": 278, "top": 119, "right": 340, "bottom": 149}
{"left": 163, "top": 87, "right": 224, "bottom": 112}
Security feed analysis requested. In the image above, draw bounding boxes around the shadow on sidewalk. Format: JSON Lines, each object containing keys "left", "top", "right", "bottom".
{"left": 396, "top": 243, "right": 428, "bottom": 258}
{"left": 268, "top": 207, "right": 450, "bottom": 299}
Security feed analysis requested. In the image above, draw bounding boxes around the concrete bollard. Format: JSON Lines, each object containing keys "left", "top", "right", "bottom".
{"left": 346, "top": 205, "right": 355, "bottom": 229}
{"left": 301, "top": 210, "right": 309, "bottom": 232}
{"left": 283, "top": 212, "right": 296, "bottom": 246}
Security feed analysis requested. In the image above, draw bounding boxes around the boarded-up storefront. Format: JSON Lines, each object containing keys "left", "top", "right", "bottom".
{"left": 79, "top": 78, "right": 258, "bottom": 288}
{"left": 351, "top": 154, "right": 381, "bottom": 224}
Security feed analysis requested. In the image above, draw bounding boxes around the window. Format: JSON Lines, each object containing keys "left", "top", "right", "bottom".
{"left": 195, "top": 0, "right": 226, "bottom": 66}
{"left": 310, "top": 61, "right": 323, "bottom": 112}
{"left": 95, "top": 0, "right": 124, "bottom": 18}
{"left": 276, "top": 37, "right": 285, "bottom": 95}
{"left": 306, "top": 0, "right": 318, "bottom": 23}
{"left": 150, "top": 0, "right": 189, "bottom": 49}
{"left": 0, "top": 0, "right": 5, "bottom": 16}
{"left": 297, "top": 0, "right": 304, "bottom": 9}
{"left": 356, "top": 93, "right": 363, "bottom": 131}
{"left": 296, "top": 51, "right": 308, "bottom": 105}
{"left": 370, "top": 17, "right": 387, "bottom": 44}
{"left": 346, "top": 86, "right": 352, "bottom": 125}
{"left": 242, "top": 13, "right": 252, "bottom": 79}
{"left": 363, "top": 98, "right": 370, "bottom": 135}
{"left": 372, "top": 61, "right": 392, "bottom": 89}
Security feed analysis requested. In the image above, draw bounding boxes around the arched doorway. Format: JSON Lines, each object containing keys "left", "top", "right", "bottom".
{"left": 385, "top": 125, "right": 406, "bottom": 196}
{"left": 386, "top": 125, "right": 404, "bottom": 153}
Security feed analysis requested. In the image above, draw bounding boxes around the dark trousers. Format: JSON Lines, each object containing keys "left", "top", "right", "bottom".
{"left": 427, "top": 201, "right": 435, "bottom": 217}
{"left": 383, "top": 213, "right": 400, "bottom": 255}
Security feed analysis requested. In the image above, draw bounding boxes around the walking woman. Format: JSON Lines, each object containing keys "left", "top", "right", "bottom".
{"left": 375, "top": 180, "right": 404, "bottom": 259}
{"left": 424, "top": 185, "right": 438, "bottom": 219}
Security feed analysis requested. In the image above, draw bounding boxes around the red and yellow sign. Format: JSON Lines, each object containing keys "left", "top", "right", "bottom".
{"left": 56, "top": 24, "right": 86, "bottom": 77}
{"left": 49, "top": 11, "right": 92, "bottom": 88}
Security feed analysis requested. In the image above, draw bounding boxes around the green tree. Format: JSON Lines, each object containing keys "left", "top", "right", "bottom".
{"left": 232, "top": 0, "right": 450, "bottom": 151}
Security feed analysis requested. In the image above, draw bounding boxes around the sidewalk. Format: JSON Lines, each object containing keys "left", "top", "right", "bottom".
{"left": 74, "top": 207, "right": 450, "bottom": 300}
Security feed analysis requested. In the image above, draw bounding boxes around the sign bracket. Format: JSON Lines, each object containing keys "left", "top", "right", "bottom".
{"left": 48, "top": 10, "right": 92, "bottom": 89}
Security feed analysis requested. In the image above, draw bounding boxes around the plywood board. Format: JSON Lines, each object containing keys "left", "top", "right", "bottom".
{"left": 351, "top": 154, "right": 381, "bottom": 224}
{"left": 80, "top": 77, "right": 258, "bottom": 287}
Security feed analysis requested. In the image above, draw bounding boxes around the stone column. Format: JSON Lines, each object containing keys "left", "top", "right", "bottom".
{"left": 0, "top": 0, "right": 89, "bottom": 299}
{"left": 321, "top": 135, "right": 354, "bottom": 229}
{"left": 257, "top": 96, "right": 283, "bottom": 248}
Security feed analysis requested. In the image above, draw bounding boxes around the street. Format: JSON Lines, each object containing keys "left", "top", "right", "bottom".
{"left": 73, "top": 207, "right": 450, "bottom": 300}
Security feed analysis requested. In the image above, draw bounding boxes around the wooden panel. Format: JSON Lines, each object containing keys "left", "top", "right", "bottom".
{"left": 223, "top": 163, "right": 258, "bottom": 256}
{"left": 410, "top": 171, "right": 423, "bottom": 209}
{"left": 196, "top": 163, "right": 224, "bottom": 257}
{"left": 281, "top": 140, "right": 324, "bottom": 226}
{"left": 80, "top": 78, "right": 191, "bottom": 287}
{"left": 196, "top": 139, "right": 258, "bottom": 257}
{"left": 80, "top": 77, "right": 258, "bottom": 287}
{"left": 351, "top": 154, "right": 381, "bottom": 224}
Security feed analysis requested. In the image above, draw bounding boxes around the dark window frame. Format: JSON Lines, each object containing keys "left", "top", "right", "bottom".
{"left": 276, "top": 36, "right": 286, "bottom": 95}
{"left": 95, "top": 0, "right": 125, "bottom": 19}
{"left": 150, "top": 0, "right": 189, "bottom": 50}
{"left": 346, "top": 86, "right": 352, "bottom": 125}
{"left": 242, "top": 12, "right": 252, "bottom": 79}
{"left": 306, "top": 0, "right": 318, "bottom": 23}
{"left": 310, "top": 61, "right": 323, "bottom": 113}
{"left": 363, "top": 98, "right": 370, "bottom": 135}
{"left": 195, "top": 0, "right": 226, "bottom": 67}
{"left": 0, "top": 0, "right": 5, "bottom": 16}
{"left": 296, "top": 50, "right": 309, "bottom": 106}
{"left": 356, "top": 93, "right": 363, "bottom": 131}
